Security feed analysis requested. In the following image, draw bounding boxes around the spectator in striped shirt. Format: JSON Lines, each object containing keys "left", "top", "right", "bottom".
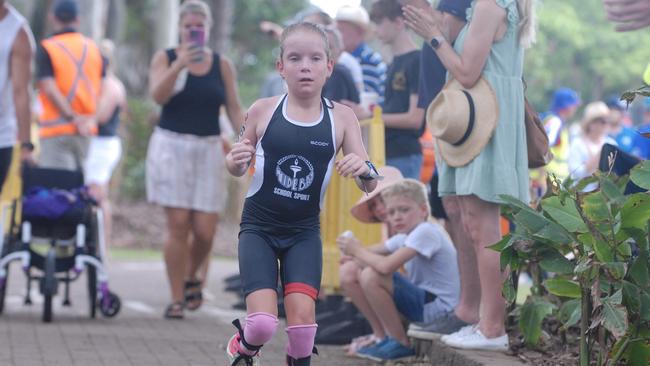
{"left": 335, "top": 5, "right": 387, "bottom": 105}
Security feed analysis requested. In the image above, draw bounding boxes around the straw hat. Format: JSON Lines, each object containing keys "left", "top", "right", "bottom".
{"left": 426, "top": 77, "right": 499, "bottom": 167}
{"left": 350, "top": 166, "right": 403, "bottom": 223}
{"left": 335, "top": 5, "right": 370, "bottom": 30}
{"left": 581, "top": 101, "right": 610, "bottom": 128}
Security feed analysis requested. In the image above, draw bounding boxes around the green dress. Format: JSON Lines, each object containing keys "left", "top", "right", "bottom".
{"left": 437, "top": 0, "right": 529, "bottom": 204}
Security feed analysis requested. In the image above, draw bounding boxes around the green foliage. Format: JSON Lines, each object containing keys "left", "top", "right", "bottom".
{"left": 524, "top": 0, "right": 650, "bottom": 110}
{"left": 494, "top": 162, "right": 650, "bottom": 364}
{"left": 118, "top": 98, "right": 155, "bottom": 199}
{"left": 519, "top": 297, "right": 556, "bottom": 347}
{"left": 231, "top": 0, "right": 307, "bottom": 106}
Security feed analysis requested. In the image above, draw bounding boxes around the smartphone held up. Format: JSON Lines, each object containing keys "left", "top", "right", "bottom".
{"left": 189, "top": 28, "right": 205, "bottom": 63}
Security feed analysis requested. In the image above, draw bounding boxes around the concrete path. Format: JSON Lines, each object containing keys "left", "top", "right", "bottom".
{"left": 0, "top": 257, "right": 372, "bottom": 366}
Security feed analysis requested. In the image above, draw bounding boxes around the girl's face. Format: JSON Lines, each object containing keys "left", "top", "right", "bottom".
{"left": 277, "top": 31, "right": 333, "bottom": 97}
{"left": 179, "top": 13, "right": 208, "bottom": 45}
{"left": 368, "top": 195, "right": 388, "bottom": 222}
{"left": 384, "top": 195, "right": 427, "bottom": 234}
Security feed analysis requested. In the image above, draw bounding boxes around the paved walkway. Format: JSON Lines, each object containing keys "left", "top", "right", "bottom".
{"left": 0, "top": 258, "right": 371, "bottom": 366}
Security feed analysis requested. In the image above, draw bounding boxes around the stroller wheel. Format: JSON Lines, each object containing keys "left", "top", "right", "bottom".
{"left": 99, "top": 292, "right": 121, "bottom": 317}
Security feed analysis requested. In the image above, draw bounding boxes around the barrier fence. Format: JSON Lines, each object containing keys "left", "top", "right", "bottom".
{"left": 320, "top": 107, "right": 385, "bottom": 293}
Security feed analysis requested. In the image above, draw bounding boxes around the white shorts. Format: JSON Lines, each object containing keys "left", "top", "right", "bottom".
{"left": 84, "top": 136, "right": 122, "bottom": 185}
{"left": 145, "top": 127, "right": 226, "bottom": 214}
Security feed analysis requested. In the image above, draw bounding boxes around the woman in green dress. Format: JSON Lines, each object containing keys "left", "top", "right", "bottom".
{"left": 404, "top": 0, "right": 536, "bottom": 351}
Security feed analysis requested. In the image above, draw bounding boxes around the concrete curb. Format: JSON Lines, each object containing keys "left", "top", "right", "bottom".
{"left": 411, "top": 337, "right": 526, "bottom": 366}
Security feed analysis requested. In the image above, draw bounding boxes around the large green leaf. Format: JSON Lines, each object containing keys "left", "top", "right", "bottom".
{"left": 514, "top": 209, "right": 549, "bottom": 234}
{"left": 581, "top": 191, "right": 610, "bottom": 222}
{"left": 539, "top": 249, "right": 575, "bottom": 275}
{"left": 500, "top": 194, "right": 534, "bottom": 212}
{"left": 518, "top": 297, "right": 556, "bottom": 347}
{"left": 544, "top": 278, "right": 581, "bottom": 298}
{"left": 641, "top": 290, "right": 650, "bottom": 321}
{"left": 502, "top": 278, "right": 516, "bottom": 305}
{"left": 593, "top": 239, "right": 614, "bottom": 263}
{"left": 622, "top": 280, "right": 641, "bottom": 313}
{"left": 626, "top": 340, "right": 650, "bottom": 366}
{"left": 488, "top": 234, "right": 513, "bottom": 252}
{"left": 620, "top": 194, "right": 650, "bottom": 230}
{"left": 599, "top": 175, "right": 626, "bottom": 205}
{"left": 629, "top": 251, "right": 649, "bottom": 288}
{"left": 601, "top": 290, "right": 628, "bottom": 339}
{"left": 630, "top": 160, "right": 650, "bottom": 190}
{"left": 541, "top": 196, "right": 588, "bottom": 233}
{"left": 558, "top": 298, "right": 581, "bottom": 329}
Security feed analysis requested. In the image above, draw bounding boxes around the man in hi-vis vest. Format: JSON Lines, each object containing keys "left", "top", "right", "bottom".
{"left": 36, "top": 0, "right": 105, "bottom": 171}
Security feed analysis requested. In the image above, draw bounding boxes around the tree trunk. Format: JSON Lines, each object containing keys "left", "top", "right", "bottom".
{"left": 78, "top": 0, "right": 109, "bottom": 41}
{"left": 208, "top": 0, "right": 233, "bottom": 53}
{"left": 154, "top": 0, "right": 179, "bottom": 50}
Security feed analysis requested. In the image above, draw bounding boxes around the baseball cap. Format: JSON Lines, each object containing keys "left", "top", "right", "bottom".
{"left": 335, "top": 5, "right": 370, "bottom": 29}
{"left": 53, "top": 0, "right": 78, "bottom": 22}
{"left": 437, "top": 0, "right": 473, "bottom": 20}
{"left": 605, "top": 95, "right": 626, "bottom": 111}
{"left": 550, "top": 87, "right": 581, "bottom": 112}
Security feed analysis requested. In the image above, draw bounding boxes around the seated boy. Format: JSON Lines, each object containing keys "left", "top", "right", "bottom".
{"left": 337, "top": 179, "right": 460, "bottom": 361}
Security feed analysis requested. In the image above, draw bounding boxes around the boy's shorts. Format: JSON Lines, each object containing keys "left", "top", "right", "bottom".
{"left": 392, "top": 273, "right": 436, "bottom": 323}
{"left": 238, "top": 227, "right": 322, "bottom": 300}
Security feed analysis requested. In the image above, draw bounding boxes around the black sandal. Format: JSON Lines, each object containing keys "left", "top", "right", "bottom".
{"left": 184, "top": 279, "right": 203, "bottom": 311}
{"left": 164, "top": 302, "right": 184, "bottom": 319}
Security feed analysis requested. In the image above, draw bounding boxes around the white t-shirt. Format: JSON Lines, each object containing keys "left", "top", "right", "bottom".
{"left": 338, "top": 52, "right": 364, "bottom": 95}
{"left": 385, "top": 221, "right": 460, "bottom": 321}
{"left": 0, "top": 5, "right": 28, "bottom": 148}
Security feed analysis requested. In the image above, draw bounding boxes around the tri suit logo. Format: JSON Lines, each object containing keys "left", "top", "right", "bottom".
{"left": 273, "top": 155, "right": 314, "bottom": 201}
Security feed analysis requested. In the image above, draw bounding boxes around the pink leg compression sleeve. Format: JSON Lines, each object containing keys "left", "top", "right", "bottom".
{"left": 239, "top": 312, "right": 279, "bottom": 355}
{"left": 286, "top": 324, "right": 318, "bottom": 359}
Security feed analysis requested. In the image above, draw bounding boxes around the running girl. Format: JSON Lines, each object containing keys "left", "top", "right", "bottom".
{"left": 225, "top": 22, "right": 378, "bottom": 366}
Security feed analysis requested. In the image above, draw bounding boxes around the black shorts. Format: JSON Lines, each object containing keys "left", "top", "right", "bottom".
{"left": 429, "top": 174, "right": 447, "bottom": 219}
{"left": 238, "top": 226, "right": 322, "bottom": 300}
{"left": 0, "top": 147, "right": 13, "bottom": 193}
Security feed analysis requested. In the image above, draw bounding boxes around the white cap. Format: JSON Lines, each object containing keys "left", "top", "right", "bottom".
{"left": 335, "top": 5, "right": 369, "bottom": 29}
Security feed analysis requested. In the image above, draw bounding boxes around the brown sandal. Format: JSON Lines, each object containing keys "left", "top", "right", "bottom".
{"left": 164, "top": 302, "right": 184, "bottom": 319}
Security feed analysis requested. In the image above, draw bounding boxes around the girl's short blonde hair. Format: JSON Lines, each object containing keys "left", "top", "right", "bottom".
{"left": 380, "top": 179, "right": 431, "bottom": 216}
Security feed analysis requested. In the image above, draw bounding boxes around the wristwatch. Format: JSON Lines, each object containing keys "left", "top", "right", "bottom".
{"left": 358, "top": 161, "right": 379, "bottom": 181}
{"left": 429, "top": 35, "right": 445, "bottom": 50}
{"left": 21, "top": 142, "right": 35, "bottom": 151}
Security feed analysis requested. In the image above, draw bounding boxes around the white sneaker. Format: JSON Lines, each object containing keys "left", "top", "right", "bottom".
{"left": 407, "top": 324, "right": 440, "bottom": 340}
{"left": 440, "top": 324, "right": 477, "bottom": 343}
{"left": 443, "top": 329, "right": 509, "bottom": 352}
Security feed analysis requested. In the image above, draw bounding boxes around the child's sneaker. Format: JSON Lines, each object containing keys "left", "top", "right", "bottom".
{"left": 226, "top": 333, "right": 261, "bottom": 366}
{"left": 361, "top": 337, "right": 415, "bottom": 362}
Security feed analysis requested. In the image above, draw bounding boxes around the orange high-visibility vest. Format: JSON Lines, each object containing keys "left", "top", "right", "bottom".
{"left": 38, "top": 32, "right": 102, "bottom": 138}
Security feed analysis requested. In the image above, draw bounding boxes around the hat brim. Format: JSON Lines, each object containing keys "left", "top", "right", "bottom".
{"left": 349, "top": 166, "right": 403, "bottom": 223}
{"left": 427, "top": 78, "right": 499, "bottom": 168}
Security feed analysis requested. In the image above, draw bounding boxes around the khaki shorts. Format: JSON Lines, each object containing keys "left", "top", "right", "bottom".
{"left": 38, "top": 135, "right": 90, "bottom": 171}
{"left": 146, "top": 127, "right": 226, "bottom": 214}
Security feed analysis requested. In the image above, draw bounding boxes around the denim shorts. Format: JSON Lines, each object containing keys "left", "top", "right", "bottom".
{"left": 387, "top": 154, "right": 423, "bottom": 180}
{"left": 392, "top": 273, "right": 435, "bottom": 323}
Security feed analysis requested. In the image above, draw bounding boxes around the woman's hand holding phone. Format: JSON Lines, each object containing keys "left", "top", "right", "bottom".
{"left": 189, "top": 28, "right": 205, "bottom": 63}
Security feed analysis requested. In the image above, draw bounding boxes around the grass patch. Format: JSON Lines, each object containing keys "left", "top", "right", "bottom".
{"left": 108, "top": 247, "right": 162, "bottom": 261}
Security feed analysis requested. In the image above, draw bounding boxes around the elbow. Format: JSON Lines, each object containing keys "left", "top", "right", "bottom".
{"left": 454, "top": 70, "right": 482, "bottom": 89}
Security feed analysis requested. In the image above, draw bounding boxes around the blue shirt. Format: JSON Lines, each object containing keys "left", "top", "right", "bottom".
{"left": 610, "top": 126, "right": 645, "bottom": 159}
{"left": 351, "top": 42, "right": 387, "bottom": 104}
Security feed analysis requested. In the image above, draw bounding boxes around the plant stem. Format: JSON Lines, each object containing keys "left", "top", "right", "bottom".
{"left": 580, "top": 283, "right": 592, "bottom": 366}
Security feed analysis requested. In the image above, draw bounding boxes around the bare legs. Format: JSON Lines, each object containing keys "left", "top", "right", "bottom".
{"left": 163, "top": 207, "right": 218, "bottom": 305}
{"left": 339, "top": 260, "right": 386, "bottom": 340}
{"left": 339, "top": 261, "right": 409, "bottom": 346}
{"left": 457, "top": 195, "right": 505, "bottom": 338}
{"left": 442, "top": 196, "right": 481, "bottom": 325}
